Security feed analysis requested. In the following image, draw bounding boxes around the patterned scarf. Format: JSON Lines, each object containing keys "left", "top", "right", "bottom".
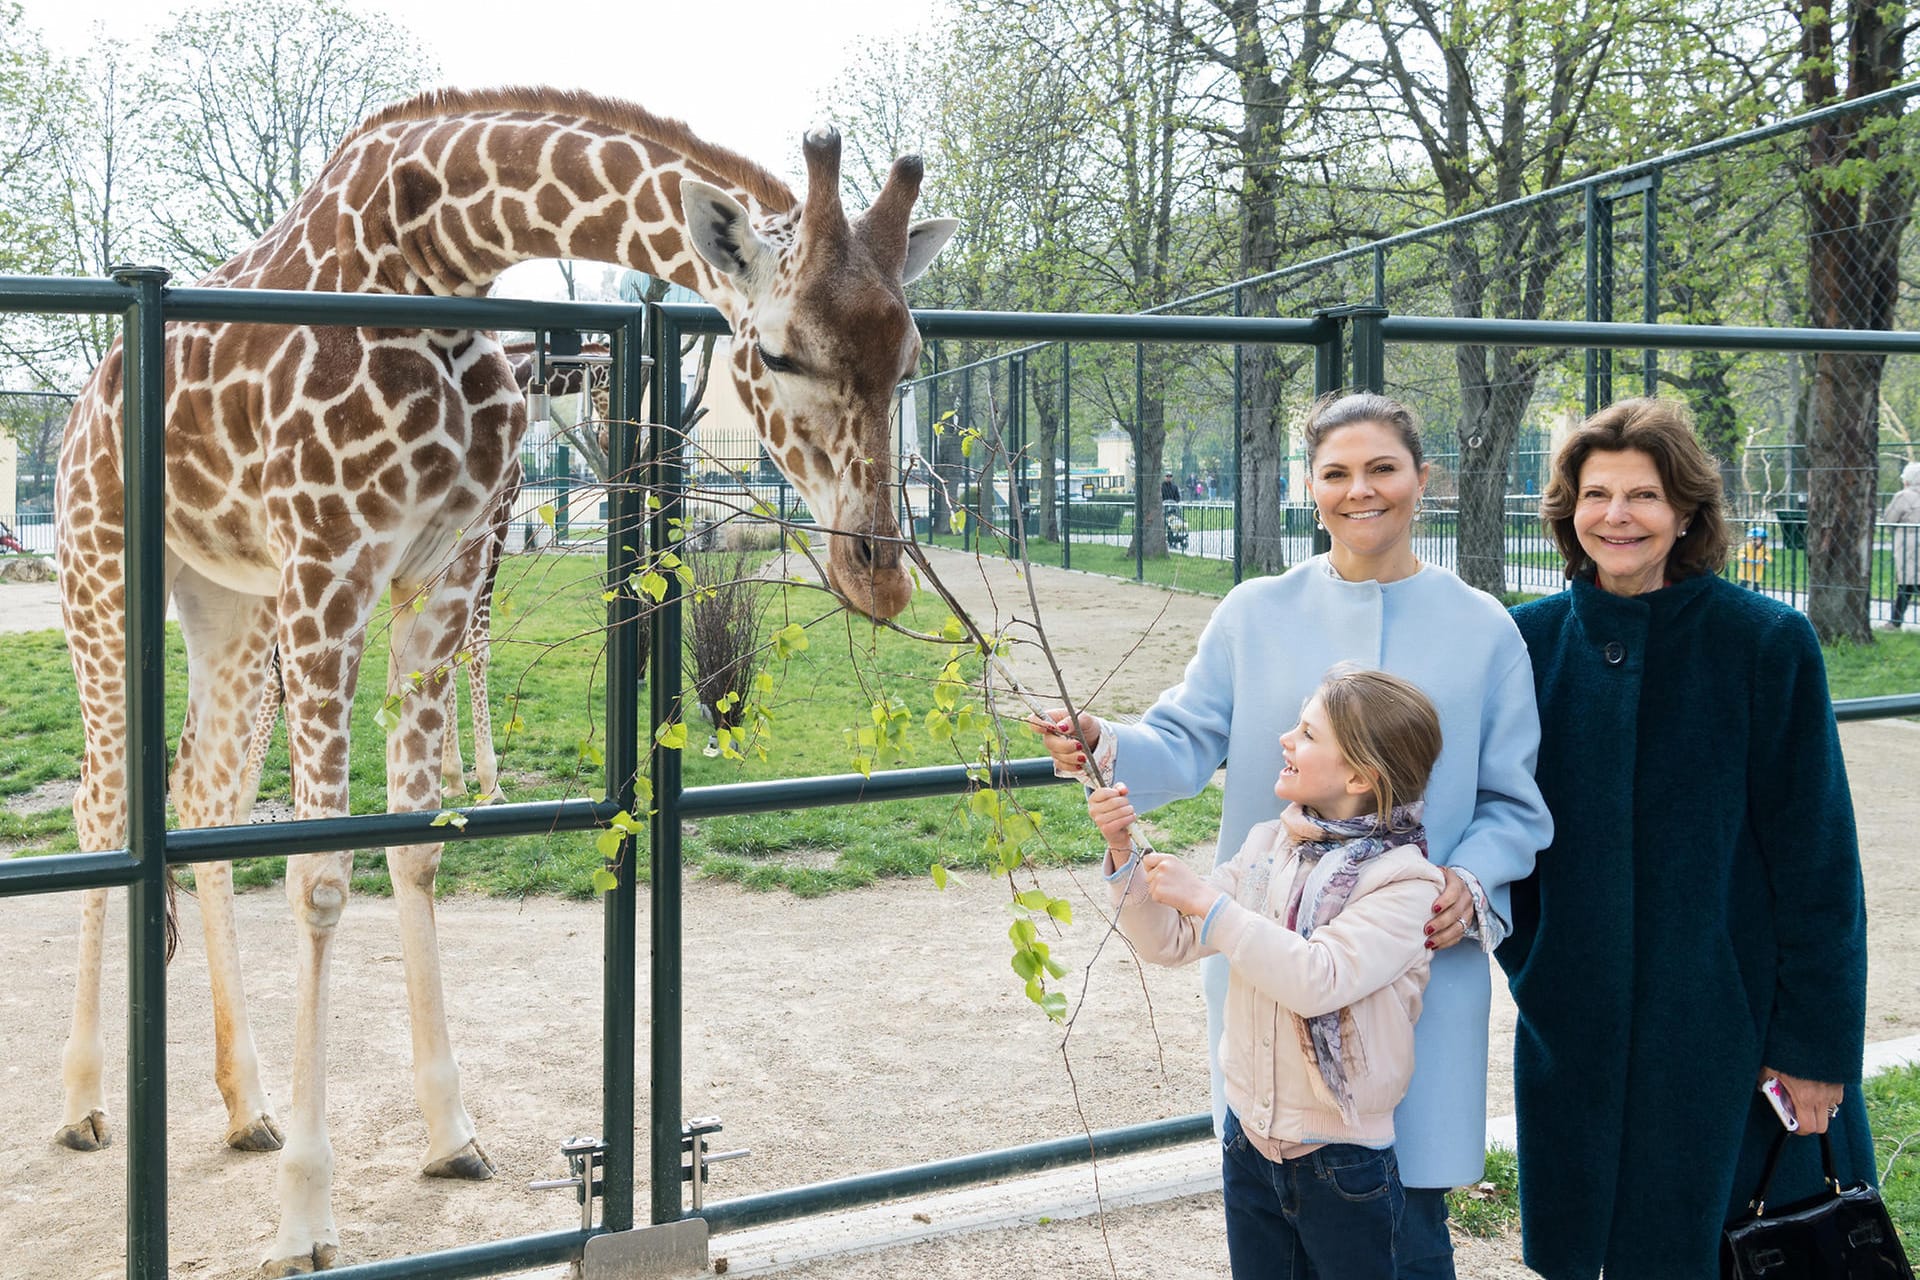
{"left": 1278, "top": 801, "right": 1429, "bottom": 1123}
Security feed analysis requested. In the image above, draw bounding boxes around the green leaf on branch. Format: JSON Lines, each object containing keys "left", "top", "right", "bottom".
{"left": 591, "top": 868, "right": 620, "bottom": 894}
{"left": 538, "top": 503, "right": 556, "bottom": 527}
{"left": 772, "top": 622, "right": 810, "bottom": 660}
{"left": 430, "top": 809, "right": 468, "bottom": 830}
{"left": 655, "top": 721, "right": 688, "bottom": 750}
{"left": 930, "top": 862, "right": 949, "bottom": 890}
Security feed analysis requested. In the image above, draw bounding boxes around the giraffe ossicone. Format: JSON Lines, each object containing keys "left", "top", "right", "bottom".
{"left": 51, "top": 86, "right": 956, "bottom": 1277}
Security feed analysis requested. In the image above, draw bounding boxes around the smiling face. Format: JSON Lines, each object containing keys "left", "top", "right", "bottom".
{"left": 1276, "top": 695, "right": 1375, "bottom": 821}
{"left": 1573, "top": 448, "right": 1689, "bottom": 596}
{"left": 1306, "top": 420, "right": 1430, "bottom": 579}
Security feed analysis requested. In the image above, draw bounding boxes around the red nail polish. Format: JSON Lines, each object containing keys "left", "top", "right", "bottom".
{"left": 1432, "top": 903, "right": 1443, "bottom": 914}
{"left": 1423, "top": 924, "right": 1433, "bottom": 936}
{"left": 1425, "top": 941, "right": 1436, "bottom": 949}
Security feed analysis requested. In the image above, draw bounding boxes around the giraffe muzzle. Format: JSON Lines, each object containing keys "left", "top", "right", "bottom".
{"left": 825, "top": 522, "right": 911, "bottom": 621}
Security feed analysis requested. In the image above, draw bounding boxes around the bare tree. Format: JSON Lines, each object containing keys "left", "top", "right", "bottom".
{"left": 136, "top": 0, "right": 435, "bottom": 274}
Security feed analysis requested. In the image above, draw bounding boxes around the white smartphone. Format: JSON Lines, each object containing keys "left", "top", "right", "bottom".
{"left": 1759, "top": 1076, "right": 1799, "bottom": 1132}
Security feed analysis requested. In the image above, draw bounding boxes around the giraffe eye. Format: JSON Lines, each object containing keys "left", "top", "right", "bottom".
{"left": 756, "top": 343, "right": 797, "bottom": 375}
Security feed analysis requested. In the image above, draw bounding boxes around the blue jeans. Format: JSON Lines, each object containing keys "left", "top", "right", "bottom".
{"left": 1221, "top": 1110, "right": 1405, "bottom": 1279}
{"left": 1397, "top": 1186, "right": 1455, "bottom": 1279}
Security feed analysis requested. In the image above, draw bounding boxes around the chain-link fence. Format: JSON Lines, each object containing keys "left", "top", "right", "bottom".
{"left": 896, "top": 84, "right": 1920, "bottom": 633}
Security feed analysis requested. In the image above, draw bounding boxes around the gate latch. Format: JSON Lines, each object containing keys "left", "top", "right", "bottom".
{"left": 529, "top": 1135, "right": 606, "bottom": 1230}
{"left": 682, "top": 1116, "right": 751, "bottom": 1211}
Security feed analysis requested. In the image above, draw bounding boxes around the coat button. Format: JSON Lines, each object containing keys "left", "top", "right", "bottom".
{"left": 1603, "top": 641, "right": 1626, "bottom": 666}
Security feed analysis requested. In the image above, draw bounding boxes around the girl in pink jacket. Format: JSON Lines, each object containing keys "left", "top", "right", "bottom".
{"left": 1089, "top": 666, "right": 1446, "bottom": 1280}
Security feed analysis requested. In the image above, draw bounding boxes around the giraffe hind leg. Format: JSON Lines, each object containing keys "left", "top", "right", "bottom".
{"left": 172, "top": 568, "right": 284, "bottom": 1152}
{"left": 386, "top": 576, "right": 493, "bottom": 1180}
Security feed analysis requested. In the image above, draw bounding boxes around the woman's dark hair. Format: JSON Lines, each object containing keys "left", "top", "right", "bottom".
{"left": 1540, "top": 397, "right": 1732, "bottom": 581}
{"left": 1301, "top": 390, "right": 1424, "bottom": 469}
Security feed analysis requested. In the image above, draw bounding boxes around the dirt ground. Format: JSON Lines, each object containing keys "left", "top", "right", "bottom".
{"left": 1, "top": 548, "right": 1917, "bottom": 1280}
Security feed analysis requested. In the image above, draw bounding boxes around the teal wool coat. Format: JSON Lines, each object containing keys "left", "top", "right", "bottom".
{"left": 1503, "top": 573, "right": 1875, "bottom": 1279}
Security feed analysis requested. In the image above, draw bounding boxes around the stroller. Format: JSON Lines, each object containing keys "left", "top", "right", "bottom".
{"left": 0, "top": 519, "right": 26, "bottom": 554}
{"left": 1163, "top": 501, "right": 1190, "bottom": 550}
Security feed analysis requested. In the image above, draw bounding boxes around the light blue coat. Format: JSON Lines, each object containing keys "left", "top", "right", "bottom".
{"left": 1108, "top": 557, "right": 1551, "bottom": 1188}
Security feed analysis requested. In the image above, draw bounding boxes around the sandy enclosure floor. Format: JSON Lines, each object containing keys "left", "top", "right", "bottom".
{"left": 2, "top": 549, "right": 1918, "bottom": 1279}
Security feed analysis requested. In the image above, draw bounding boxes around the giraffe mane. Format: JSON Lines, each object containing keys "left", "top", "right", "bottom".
{"left": 337, "top": 85, "right": 800, "bottom": 214}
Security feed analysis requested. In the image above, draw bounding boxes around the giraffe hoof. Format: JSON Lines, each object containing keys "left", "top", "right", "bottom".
{"left": 423, "top": 1138, "right": 495, "bottom": 1180}
{"left": 258, "top": 1242, "right": 337, "bottom": 1277}
{"left": 226, "top": 1113, "right": 285, "bottom": 1152}
{"left": 54, "top": 1110, "right": 111, "bottom": 1151}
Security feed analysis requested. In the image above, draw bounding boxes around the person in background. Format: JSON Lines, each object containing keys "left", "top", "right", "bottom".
{"left": 1882, "top": 461, "right": 1920, "bottom": 629}
{"left": 1733, "top": 524, "right": 1771, "bottom": 591}
{"left": 1089, "top": 666, "right": 1447, "bottom": 1279}
{"left": 1504, "top": 398, "right": 1876, "bottom": 1279}
{"left": 1036, "top": 390, "right": 1551, "bottom": 1280}
{"left": 1163, "top": 472, "right": 1182, "bottom": 503}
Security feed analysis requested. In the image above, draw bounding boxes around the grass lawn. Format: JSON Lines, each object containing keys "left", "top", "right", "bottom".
{"left": 1865, "top": 1062, "right": 1920, "bottom": 1253}
{"left": 0, "top": 552, "right": 1224, "bottom": 898}
{"left": 4, "top": 551, "right": 1913, "bottom": 898}
{"left": 1458, "top": 1063, "right": 1920, "bottom": 1246}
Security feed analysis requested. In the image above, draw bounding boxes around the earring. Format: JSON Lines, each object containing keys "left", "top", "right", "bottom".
{"left": 1679, "top": 526, "right": 1690, "bottom": 538}
{"left": 1314, "top": 511, "right": 1325, "bottom": 529}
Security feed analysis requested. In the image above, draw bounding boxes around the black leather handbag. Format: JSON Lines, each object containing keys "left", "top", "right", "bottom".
{"left": 1722, "top": 1128, "right": 1913, "bottom": 1278}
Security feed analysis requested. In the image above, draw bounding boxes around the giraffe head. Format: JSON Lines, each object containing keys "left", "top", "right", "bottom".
{"left": 682, "top": 127, "right": 957, "bottom": 621}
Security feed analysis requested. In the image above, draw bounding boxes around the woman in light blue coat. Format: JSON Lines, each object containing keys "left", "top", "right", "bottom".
{"left": 1037, "top": 392, "right": 1550, "bottom": 1279}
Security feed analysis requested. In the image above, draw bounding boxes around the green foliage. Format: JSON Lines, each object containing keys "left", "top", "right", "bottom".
{"left": 1863, "top": 1062, "right": 1920, "bottom": 1250}
{"left": 1447, "top": 1143, "right": 1520, "bottom": 1238}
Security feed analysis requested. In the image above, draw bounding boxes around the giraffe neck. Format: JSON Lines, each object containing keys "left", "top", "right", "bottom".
{"left": 214, "top": 92, "right": 794, "bottom": 322}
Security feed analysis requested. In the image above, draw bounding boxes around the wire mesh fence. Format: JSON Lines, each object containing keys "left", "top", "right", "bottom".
{"left": 891, "top": 87, "right": 1920, "bottom": 631}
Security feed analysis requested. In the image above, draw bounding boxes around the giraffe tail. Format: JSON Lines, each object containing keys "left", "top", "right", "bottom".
{"left": 164, "top": 872, "right": 179, "bottom": 963}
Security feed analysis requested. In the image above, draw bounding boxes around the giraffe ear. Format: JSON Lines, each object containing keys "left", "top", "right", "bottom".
{"left": 901, "top": 217, "right": 959, "bottom": 284}
{"left": 682, "top": 180, "right": 775, "bottom": 285}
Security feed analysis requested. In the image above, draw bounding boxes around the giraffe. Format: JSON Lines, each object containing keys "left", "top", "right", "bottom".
{"left": 53, "top": 86, "right": 957, "bottom": 1276}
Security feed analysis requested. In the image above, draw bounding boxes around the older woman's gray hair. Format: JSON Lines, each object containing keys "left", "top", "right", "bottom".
{"left": 1903, "top": 461, "right": 1920, "bottom": 489}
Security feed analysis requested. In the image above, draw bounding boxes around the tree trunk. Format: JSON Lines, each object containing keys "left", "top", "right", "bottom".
{"left": 1798, "top": 0, "right": 1913, "bottom": 642}
{"left": 1129, "top": 375, "right": 1170, "bottom": 558}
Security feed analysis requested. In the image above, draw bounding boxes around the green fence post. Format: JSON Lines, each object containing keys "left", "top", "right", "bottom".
{"left": 1642, "top": 171, "right": 1661, "bottom": 396}
{"left": 1232, "top": 286, "right": 1244, "bottom": 585}
{"left": 647, "top": 304, "right": 687, "bottom": 1228}
{"left": 1010, "top": 352, "right": 1026, "bottom": 557}
{"left": 1061, "top": 344, "right": 1072, "bottom": 571}
{"left": 1348, "top": 306, "right": 1387, "bottom": 394}
{"left": 1310, "top": 309, "right": 1347, "bottom": 559}
{"left": 1584, "top": 182, "right": 1606, "bottom": 414}
{"left": 602, "top": 310, "right": 647, "bottom": 1236}
{"left": 555, "top": 443, "right": 572, "bottom": 541}
{"left": 113, "top": 262, "right": 172, "bottom": 1280}
{"left": 1134, "top": 342, "right": 1145, "bottom": 583}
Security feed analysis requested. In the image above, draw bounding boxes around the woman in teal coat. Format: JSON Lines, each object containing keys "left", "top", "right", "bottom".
{"left": 1503, "top": 398, "right": 1877, "bottom": 1278}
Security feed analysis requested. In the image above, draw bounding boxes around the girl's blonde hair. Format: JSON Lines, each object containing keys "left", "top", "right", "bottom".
{"left": 1314, "top": 665, "right": 1443, "bottom": 831}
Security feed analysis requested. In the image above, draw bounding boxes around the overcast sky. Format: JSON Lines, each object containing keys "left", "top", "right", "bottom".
{"left": 18, "top": 0, "right": 956, "bottom": 295}
{"left": 20, "top": 0, "right": 953, "bottom": 163}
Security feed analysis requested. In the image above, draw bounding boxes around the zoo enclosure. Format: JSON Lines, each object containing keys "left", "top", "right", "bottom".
{"left": 3, "top": 274, "right": 1920, "bottom": 1280}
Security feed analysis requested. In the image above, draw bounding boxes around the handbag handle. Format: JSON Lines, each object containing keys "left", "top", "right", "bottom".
{"left": 1746, "top": 1127, "right": 1843, "bottom": 1217}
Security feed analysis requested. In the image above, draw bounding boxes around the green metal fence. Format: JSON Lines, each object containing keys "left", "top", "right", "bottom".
{"left": 4, "top": 274, "right": 1920, "bottom": 1280}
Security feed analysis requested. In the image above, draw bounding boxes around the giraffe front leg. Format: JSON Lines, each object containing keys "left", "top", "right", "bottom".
{"left": 56, "top": 886, "right": 112, "bottom": 1151}
{"left": 261, "top": 850, "right": 351, "bottom": 1278}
